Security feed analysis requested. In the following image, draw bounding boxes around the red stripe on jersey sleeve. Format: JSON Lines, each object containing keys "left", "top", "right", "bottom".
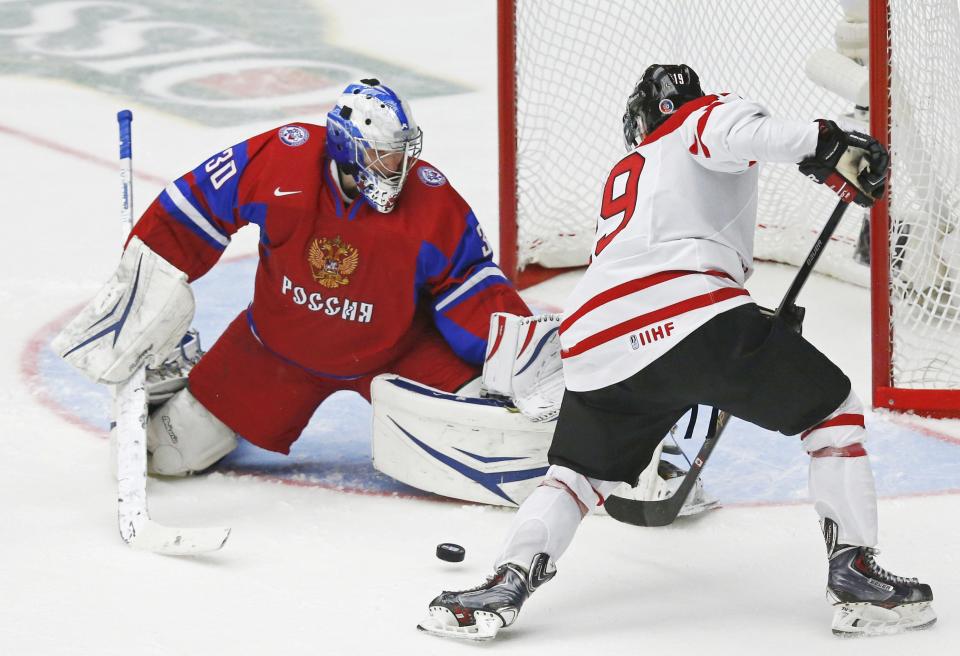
{"left": 130, "top": 198, "right": 224, "bottom": 281}
{"left": 693, "top": 100, "right": 724, "bottom": 158}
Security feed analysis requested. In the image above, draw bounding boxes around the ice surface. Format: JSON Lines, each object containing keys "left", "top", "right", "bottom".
{"left": 1, "top": 1, "right": 957, "bottom": 654}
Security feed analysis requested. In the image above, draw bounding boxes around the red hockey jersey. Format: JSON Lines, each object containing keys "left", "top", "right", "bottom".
{"left": 131, "top": 123, "right": 529, "bottom": 378}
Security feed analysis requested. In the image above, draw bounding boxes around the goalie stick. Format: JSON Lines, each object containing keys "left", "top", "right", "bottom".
{"left": 114, "top": 110, "right": 230, "bottom": 554}
{"left": 605, "top": 197, "right": 852, "bottom": 527}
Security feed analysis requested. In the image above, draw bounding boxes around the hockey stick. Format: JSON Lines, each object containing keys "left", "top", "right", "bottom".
{"left": 114, "top": 110, "right": 231, "bottom": 554}
{"left": 605, "top": 197, "right": 852, "bottom": 527}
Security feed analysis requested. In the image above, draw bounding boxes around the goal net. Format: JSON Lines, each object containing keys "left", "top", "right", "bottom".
{"left": 499, "top": 0, "right": 960, "bottom": 416}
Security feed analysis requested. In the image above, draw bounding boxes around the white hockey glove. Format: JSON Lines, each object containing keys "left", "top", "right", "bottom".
{"left": 481, "top": 312, "right": 564, "bottom": 422}
{"left": 798, "top": 119, "right": 889, "bottom": 207}
{"left": 52, "top": 237, "right": 195, "bottom": 385}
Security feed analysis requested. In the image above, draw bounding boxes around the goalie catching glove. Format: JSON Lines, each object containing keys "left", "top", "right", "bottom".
{"left": 481, "top": 313, "right": 564, "bottom": 422}
{"left": 799, "top": 119, "right": 889, "bottom": 207}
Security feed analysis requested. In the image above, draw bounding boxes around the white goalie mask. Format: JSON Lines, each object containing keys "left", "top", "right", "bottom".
{"left": 326, "top": 79, "right": 423, "bottom": 213}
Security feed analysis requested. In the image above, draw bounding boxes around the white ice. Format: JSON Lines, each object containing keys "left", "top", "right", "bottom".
{"left": 0, "top": 1, "right": 957, "bottom": 654}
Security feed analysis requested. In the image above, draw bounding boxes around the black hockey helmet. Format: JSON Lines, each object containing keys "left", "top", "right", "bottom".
{"left": 622, "top": 64, "right": 704, "bottom": 149}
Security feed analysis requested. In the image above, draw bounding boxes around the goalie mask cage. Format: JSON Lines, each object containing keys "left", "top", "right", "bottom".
{"left": 497, "top": 0, "right": 960, "bottom": 417}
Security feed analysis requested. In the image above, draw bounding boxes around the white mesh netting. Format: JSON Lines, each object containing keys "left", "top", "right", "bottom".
{"left": 510, "top": 0, "right": 960, "bottom": 393}
{"left": 886, "top": 0, "right": 960, "bottom": 390}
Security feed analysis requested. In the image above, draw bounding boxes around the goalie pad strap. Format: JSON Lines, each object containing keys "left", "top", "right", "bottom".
{"left": 52, "top": 237, "right": 195, "bottom": 384}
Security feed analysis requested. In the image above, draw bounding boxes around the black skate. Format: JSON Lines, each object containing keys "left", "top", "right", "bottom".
{"left": 418, "top": 553, "right": 555, "bottom": 641}
{"left": 822, "top": 519, "right": 936, "bottom": 637}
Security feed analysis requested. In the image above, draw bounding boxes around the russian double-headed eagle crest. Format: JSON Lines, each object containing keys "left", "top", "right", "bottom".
{"left": 308, "top": 236, "right": 359, "bottom": 288}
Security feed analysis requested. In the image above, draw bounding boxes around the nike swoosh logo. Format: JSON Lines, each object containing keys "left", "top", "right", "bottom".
{"left": 274, "top": 187, "right": 302, "bottom": 196}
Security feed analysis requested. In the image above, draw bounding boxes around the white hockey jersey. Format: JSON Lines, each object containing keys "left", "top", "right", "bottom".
{"left": 559, "top": 93, "right": 819, "bottom": 391}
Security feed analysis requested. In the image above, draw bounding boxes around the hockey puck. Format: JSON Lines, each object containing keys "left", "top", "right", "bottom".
{"left": 436, "top": 543, "right": 465, "bottom": 562}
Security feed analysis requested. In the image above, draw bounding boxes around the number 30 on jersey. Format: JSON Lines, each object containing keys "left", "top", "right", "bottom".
{"left": 594, "top": 152, "right": 645, "bottom": 257}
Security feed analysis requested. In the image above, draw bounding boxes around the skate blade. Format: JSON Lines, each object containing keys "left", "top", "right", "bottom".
{"left": 831, "top": 601, "right": 937, "bottom": 638}
{"left": 417, "top": 607, "right": 503, "bottom": 642}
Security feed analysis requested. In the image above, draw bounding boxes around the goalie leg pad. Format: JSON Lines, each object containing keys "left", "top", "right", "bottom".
{"left": 147, "top": 388, "right": 237, "bottom": 476}
{"left": 370, "top": 375, "right": 708, "bottom": 514}
{"left": 802, "top": 390, "right": 877, "bottom": 547}
{"left": 52, "top": 237, "right": 195, "bottom": 384}
{"left": 371, "top": 374, "right": 555, "bottom": 506}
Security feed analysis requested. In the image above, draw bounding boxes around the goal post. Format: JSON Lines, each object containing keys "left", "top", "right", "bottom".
{"left": 869, "top": 0, "right": 960, "bottom": 417}
{"left": 498, "top": 0, "right": 960, "bottom": 417}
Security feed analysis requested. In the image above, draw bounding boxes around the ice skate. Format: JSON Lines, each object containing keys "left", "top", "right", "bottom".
{"left": 418, "top": 553, "right": 554, "bottom": 641}
{"left": 823, "top": 519, "right": 935, "bottom": 637}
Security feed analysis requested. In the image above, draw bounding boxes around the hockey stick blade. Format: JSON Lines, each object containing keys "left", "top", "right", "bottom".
{"left": 123, "top": 517, "right": 231, "bottom": 555}
{"left": 605, "top": 411, "right": 728, "bottom": 527}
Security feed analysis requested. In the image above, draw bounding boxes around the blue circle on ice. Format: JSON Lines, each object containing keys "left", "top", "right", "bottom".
{"left": 28, "top": 256, "right": 960, "bottom": 506}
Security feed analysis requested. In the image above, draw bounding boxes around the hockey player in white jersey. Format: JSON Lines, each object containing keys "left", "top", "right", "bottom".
{"left": 418, "top": 64, "right": 935, "bottom": 640}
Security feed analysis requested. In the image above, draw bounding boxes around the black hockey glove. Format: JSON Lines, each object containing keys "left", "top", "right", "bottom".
{"left": 798, "top": 119, "right": 889, "bottom": 207}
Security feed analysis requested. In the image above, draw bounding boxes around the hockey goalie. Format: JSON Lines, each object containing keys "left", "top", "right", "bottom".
{"left": 49, "top": 77, "right": 709, "bottom": 520}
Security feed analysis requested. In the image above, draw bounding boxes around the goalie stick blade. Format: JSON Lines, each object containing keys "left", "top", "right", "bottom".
{"left": 122, "top": 518, "right": 231, "bottom": 556}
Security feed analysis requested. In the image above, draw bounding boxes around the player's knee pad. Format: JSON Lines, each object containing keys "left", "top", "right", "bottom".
{"left": 800, "top": 390, "right": 867, "bottom": 454}
{"left": 541, "top": 465, "right": 620, "bottom": 514}
{"left": 147, "top": 388, "right": 237, "bottom": 476}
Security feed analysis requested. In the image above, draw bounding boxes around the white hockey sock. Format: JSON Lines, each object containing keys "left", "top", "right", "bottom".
{"left": 803, "top": 390, "right": 878, "bottom": 547}
{"left": 809, "top": 455, "right": 878, "bottom": 547}
{"left": 495, "top": 465, "right": 620, "bottom": 569}
{"left": 495, "top": 483, "right": 583, "bottom": 569}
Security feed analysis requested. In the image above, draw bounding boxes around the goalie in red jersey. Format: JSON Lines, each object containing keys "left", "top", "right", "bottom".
{"left": 53, "top": 78, "right": 530, "bottom": 473}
